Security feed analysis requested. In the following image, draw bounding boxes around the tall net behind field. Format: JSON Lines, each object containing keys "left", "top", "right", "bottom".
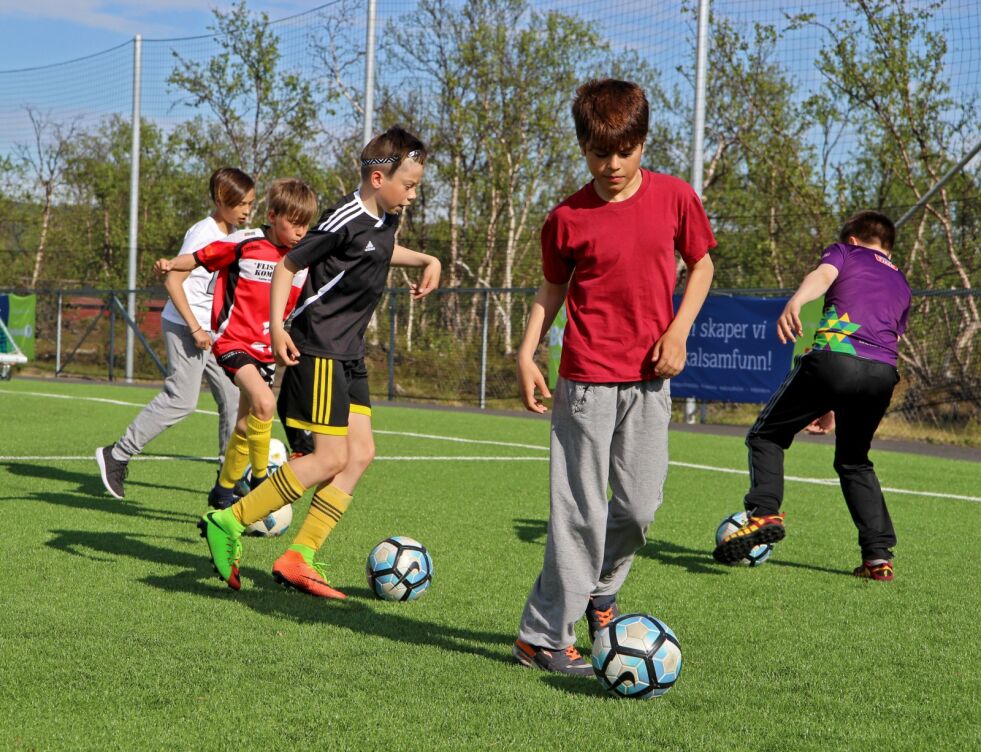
{"left": 0, "top": 0, "right": 977, "bottom": 441}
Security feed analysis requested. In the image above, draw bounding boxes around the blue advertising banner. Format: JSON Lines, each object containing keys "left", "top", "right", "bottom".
{"left": 669, "top": 295, "right": 792, "bottom": 402}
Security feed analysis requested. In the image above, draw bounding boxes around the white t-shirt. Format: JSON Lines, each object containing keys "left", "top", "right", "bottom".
{"left": 161, "top": 216, "right": 230, "bottom": 331}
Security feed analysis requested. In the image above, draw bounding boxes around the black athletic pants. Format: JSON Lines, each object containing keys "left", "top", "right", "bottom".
{"left": 744, "top": 349, "right": 900, "bottom": 561}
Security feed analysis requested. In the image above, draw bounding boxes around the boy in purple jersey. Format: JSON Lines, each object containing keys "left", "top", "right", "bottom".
{"left": 714, "top": 211, "right": 911, "bottom": 581}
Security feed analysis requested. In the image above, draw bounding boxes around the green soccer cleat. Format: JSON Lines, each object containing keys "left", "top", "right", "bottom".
{"left": 197, "top": 510, "right": 245, "bottom": 590}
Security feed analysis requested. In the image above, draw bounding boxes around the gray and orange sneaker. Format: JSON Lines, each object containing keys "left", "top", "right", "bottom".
{"left": 586, "top": 596, "right": 621, "bottom": 642}
{"left": 512, "top": 639, "right": 593, "bottom": 676}
{"left": 197, "top": 509, "right": 245, "bottom": 590}
{"left": 852, "top": 560, "right": 894, "bottom": 581}
{"left": 272, "top": 549, "right": 346, "bottom": 599}
{"left": 713, "top": 512, "right": 786, "bottom": 564}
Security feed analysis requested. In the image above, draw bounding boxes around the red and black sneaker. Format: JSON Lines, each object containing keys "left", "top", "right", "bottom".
{"left": 852, "top": 560, "right": 894, "bottom": 581}
{"left": 713, "top": 512, "right": 786, "bottom": 564}
{"left": 512, "top": 639, "right": 593, "bottom": 677}
{"left": 586, "top": 597, "right": 621, "bottom": 642}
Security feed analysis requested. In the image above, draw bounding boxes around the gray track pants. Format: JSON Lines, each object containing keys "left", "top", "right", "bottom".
{"left": 518, "top": 377, "right": 671, "bottom": 649}
{"left": 114, "top": 318, "right": 239, "bottom": 461}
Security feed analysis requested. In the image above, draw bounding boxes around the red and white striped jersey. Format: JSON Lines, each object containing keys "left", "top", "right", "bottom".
{"left": 193, "top": 227, "right": 308, "bottom": 363}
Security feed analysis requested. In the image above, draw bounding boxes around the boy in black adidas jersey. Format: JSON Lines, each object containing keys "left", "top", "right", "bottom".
{"left": 199, "top": 126, "right": 441, "bottom": 596}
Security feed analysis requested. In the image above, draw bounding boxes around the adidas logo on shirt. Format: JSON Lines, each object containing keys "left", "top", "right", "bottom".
{"left": 364, "top": 241, "right": 376, "bottom": 253}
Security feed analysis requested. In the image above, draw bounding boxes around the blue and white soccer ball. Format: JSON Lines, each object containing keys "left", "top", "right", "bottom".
{"left": 715, "top": 511, "right": 773, "bottom": 566}
{"left": 591, "top": 613, "right": 682, "bottom": 699}
{"left": 244, "top": 502, "right": 293, "bottom": 537}
{"left": 366, "top": 536, "right": 433, "bottom": 601}
{"left": 242, "top": 438, "right": 292, "bottom": 537}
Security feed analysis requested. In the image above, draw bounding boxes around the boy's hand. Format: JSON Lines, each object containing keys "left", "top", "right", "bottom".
{"left": 517, "top": 354, "right": 551, "bottom": 413}
{"left": 409, "top": 258, "right": 441, "bottom": 300}
{"left": 652, "top": 330, "right": 687, "bottom": 378}
{"left": 777, "top": 299, "right": 804, "bottom": 344}
{"left": 271, "top": 328, "right": 300, "bottom": 366}
{"left": 804, "top": 411, "right": 835, "bottom": 435}
{"left": 153, "top": 258, "right": 173, "bottom": 277}
{"left": 191, "top": 328, "right": 212, "bottom": 351}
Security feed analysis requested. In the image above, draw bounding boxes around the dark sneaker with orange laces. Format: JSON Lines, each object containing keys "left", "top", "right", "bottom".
{"left": 852, "top": 560, "right": 894, "bottom": 581}
{"left": 586, "top": 596, "right": 621, "bottom": 642}
{"left": 713, "top": 512, "right": 786, "bottom": 564}
{"left": 512, "top": 639, "right": 594, "bottom": 676}
{"left": 272, "top": 550, "right": 347, "bottom": 599}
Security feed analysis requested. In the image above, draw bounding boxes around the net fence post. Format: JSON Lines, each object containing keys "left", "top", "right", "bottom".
{"left": 686, "top": 0, "right": 710, "bottom": 425}
{"left": 362, "top": 0, "right": 377, "bottom": 146}
{"left": 387, "top": 290, "right": 397, "bottom": 401}
{"left": 55, "top": 290, "right": 63, "bottom": 376}
{"left": 126, "top": 34, "right": 142, "bottom": 383}
{"left": 480, "top": 289, "right": 490, "bottom": 409}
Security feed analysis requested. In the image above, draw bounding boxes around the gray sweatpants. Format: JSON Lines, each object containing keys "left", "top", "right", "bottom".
{"left": 517, "top": 377, "right": 671, "bottom": 649}
{"left": 114, "top": 318, "right": 239, "bottom": 461}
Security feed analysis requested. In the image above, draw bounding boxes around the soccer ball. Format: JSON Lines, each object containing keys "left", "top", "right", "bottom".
{"left": 591, "top": 613, "right": 682, "bottom": 699}
{"left": 366, "top": 536, "right": 433, "bottom": 601}
{"left": 244, "top": 502, "right": 293, "bottom": 537}
{"left": 236, "top": 437, "right": 289, "bottom": 497}
{"left": 715, "top": 511, "right": 773, "bottom": 566}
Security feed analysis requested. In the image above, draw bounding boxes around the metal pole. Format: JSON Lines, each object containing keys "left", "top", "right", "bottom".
{"left": 55, "top": 290, "right": 62, "bottom": 376}
{"left": 479, "top": 290, "right": 490, "bottom": 409}
{"left": 387, "top": 292, "right": 397, "bottom": 401}
{"left": 126, "top": 34, "right": 142, "bottom": 382}
{"left": 362, "top": 0, "right": 377, "bottom": 146}
{"left": 686, "top": 0, "right": 710, "bottom": 425}
{"left": 895, "top": 138, "right": 981, "bottom": 229}
{"left": 108, "top": 293, "right": 116, "bottom": 382}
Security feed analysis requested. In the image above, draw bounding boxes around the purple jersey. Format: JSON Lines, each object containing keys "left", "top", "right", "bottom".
{"left": 811, "top": 243, "right": 911, "bottom": 367}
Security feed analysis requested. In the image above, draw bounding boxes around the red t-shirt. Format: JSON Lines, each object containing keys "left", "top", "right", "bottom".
{"left": 194, "top": 228, "right": 308, "bottom": 363}
{"left": 543, "top": 169, "right": 716, "bottom": 382}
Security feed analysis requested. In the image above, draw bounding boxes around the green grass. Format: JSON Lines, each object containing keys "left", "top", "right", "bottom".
{"left": 0, "top": 378, "right": 978, "bottom": 751}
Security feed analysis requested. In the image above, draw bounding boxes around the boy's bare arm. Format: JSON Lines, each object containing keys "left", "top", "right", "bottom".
{"left": 777, "top": 263, "right": 839, "bottom": 344}
{"left": 392, "top": 244, "right": 441, "bottom": 299}
{"left": 153, "top": 254, "right": 198, "bottom": 275}
{"left": 653, "top": 253, "right": 715, "bottom": 379}
{"left": 516, "top": 280, "right": 568, "bottom": 413}
{"left": 270, "top": 256, "right": 301, "bottom": 366}
{"left": 163, "top": 269, "right": 212, "bottom": 350}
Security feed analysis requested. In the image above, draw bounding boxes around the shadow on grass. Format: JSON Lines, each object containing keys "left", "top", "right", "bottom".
{"left": 0, "top": 460, "right": 208, "bottom": 501}
{"left": 514, "top": 517, "right": 725, "bottom": 576}
{"left": 46, "top": 527, "right": 518, "bottom": 669}
{"left": 11, "top": 489, "right": 200, "bottom": 524}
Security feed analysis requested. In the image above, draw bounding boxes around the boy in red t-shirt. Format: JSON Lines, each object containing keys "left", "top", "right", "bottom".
{"left": 513, "top": 79, "right": 716, "bottom": 675}
{"left": 154, "top": 178, "right": 317, "bottom": 510}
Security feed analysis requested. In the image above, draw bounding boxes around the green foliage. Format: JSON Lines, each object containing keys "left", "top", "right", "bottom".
{"left": 166, "top": 0, "right": 320, "bottom": 196}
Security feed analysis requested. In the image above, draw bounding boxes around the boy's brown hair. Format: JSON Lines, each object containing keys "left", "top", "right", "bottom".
{"left": 571, "top": 79, "right": 649, "bottom": 152}
{"left": 266, "top": 178, "right": 318, "bottom": 226}
{"left": 209, "top": 167, "right": 254, "bottom": 207}
{"left": 839, "top": 210, "right": 896, "bottom": 252}
{"left": 360, "top": 126, "right": 427, "bottom": 181}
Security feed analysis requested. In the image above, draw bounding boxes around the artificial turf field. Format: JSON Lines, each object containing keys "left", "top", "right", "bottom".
{"left": 0, "top": 378, "right": 978, "bottom": 751}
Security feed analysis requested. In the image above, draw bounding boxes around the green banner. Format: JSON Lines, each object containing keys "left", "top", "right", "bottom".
{"left": 6, "top": 294, "right": 36, "bottom": 359}
{"left": 547, "top": 305, "right": 567, "bottom": 390}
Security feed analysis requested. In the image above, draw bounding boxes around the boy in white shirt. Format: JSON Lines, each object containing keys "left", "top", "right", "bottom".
{"left": 95, "top": 168, "right": 255, "bottom": 500}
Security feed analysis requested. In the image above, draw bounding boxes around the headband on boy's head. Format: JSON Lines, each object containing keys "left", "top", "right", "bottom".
{"left": 360, "top": 149, "right": 422, "bottom": 167}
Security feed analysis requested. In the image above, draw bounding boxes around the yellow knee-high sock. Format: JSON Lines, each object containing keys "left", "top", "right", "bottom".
{"left": 217, "top": 430, "right": 250, "bottom": 489}
{"left": 246, "top": 414, "right": 273, "bottom": 480}
{"left": 291, "top": 484, "right": 352, "bottom": 552}
{"left": 232, "top": 462, "right": 306, "bottom": 526}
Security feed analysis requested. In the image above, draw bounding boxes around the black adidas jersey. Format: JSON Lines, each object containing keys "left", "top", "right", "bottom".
{"left": 286, "top": 191, "right": 399, "bottom": 359}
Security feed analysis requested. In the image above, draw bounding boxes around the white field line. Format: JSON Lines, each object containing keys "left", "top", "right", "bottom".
{"left": 2, "top": 388, "right": 978, "bottom": 503}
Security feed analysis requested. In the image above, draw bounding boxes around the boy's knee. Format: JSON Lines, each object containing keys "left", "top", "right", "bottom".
{"left": 250, "top": 397, "right": 276, "bottom": 421}
{"left": 348, "top": 441, "right": 376, "bottom": 473}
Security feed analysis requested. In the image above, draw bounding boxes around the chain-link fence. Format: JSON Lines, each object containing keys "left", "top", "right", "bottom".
{"left": 8, "top": 285, "right": 978, "bottom": 445}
